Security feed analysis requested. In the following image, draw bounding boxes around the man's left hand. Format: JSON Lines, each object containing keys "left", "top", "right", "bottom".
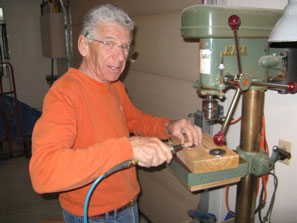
{"left": 166, "top": 119, "right": 203, "bottom": 146}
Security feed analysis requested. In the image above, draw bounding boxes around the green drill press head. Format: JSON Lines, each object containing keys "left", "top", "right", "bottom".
{"left": 181, "top": 5, "right": 282, "bottom": 98}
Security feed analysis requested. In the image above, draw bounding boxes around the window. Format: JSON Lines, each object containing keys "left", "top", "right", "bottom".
{"left": 0, "top": 6, "right": 10, "bottom": 62}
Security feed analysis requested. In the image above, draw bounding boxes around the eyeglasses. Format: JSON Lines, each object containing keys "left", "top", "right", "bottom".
{"left": 92, "top": 39, "right": 133, "bottom": 56}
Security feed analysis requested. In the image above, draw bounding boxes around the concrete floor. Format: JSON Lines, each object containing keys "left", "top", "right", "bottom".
{"left": 0, "top": 156, "right": 62, "bottom": 223}
{"left": 0, "top": 156, "right": 149, "bottom": 223}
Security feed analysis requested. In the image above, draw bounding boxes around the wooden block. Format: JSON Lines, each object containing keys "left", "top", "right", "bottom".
{"left": 188, "top": 177, "right": 241, "bottom": 192}
{"left": 171, "top": 133, "right": 239, "bottom": 174}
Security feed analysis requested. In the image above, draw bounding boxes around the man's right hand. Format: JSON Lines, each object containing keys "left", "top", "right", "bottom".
{"left": 129, "top": 136, "right": 173, "bottom": 167}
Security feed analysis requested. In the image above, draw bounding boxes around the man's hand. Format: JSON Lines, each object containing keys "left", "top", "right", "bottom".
{"left": 166, "top": 119, "right": 203, "bottom": 146}
{"left": 129, "top": 136, "right": 173, "bottom": 167}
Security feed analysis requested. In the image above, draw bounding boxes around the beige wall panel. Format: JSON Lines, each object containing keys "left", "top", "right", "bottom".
{"left": 71, "top": 1, "right": 200, "bottom": 75}
{"left": 2, "top": 0, "right": 51, "bottom": 109}
{"left": 137, "top": 167, "right": 200, "bottom": 223}
{"left": 71, "top": 0, "right": 202, "bottom": 24}
{"left": 72, "top": 24, "right": 82, "bottom": 68}
{"left": 131, "top": 12, "right": 199, "bottom": 82}
{"left": 124, "top": 70, "right": 201, "bottom": 119}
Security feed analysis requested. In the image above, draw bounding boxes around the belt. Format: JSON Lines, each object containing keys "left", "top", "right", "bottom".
{"left": 88, "top": 197, "right": 137, "bottom": 219}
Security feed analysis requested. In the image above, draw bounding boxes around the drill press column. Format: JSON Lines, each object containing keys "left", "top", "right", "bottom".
{"left": 235, "top": 89, "right": 264, "bottom": 222}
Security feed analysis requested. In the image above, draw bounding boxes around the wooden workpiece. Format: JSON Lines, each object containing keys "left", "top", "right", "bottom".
{"left": 171, "top": 133, "right": 239, "bottom": 174}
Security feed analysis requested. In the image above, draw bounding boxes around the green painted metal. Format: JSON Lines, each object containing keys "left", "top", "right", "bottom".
{"left": 199, "top": 38, "right": 269, "bottom": 90}
{"left": 237, "top": 148, "right": 274, "bottom": 176}
{"left": 168, "top": 158, "right": 248, "bottom": 188}
{"left": 266, "top": 47, "right": 288, "bottom": 79}
{"left": 180, "top": 5, "right": 285, "bottom": 97}
{"left": 168, "top": 147, "right": 275, "bottom": 188}
{"left": 258, "top": 55, "right": 281, "bottom": 68}
{"left": 181, "top": 5, "right": 282, "bottom": 38}
{"left": 168, "top": 148, "right": 274, "bottom": 188}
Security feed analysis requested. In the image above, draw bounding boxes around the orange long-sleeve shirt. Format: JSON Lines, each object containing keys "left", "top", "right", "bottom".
{"left": 29, "top": 68, "right": 169, "bottom": 216}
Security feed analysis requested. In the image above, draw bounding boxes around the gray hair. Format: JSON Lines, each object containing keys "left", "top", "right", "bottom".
{"left": 81, "top": 4, "right": 134, "bottom": 42}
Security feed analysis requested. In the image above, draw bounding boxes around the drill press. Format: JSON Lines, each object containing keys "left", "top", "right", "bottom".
{"left": 172, "top": 4, "right": 297, "bottom": 222}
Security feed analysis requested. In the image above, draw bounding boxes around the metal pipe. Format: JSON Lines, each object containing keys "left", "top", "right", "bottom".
{"left": 235, "top": 89, "right": 264, "bottom": 223}
{"left": 252, "top": 81, "right": 297, "bottom": 93}
{"left": 253, "top": 81, "right": 288, "bottom": 88}
{"left": 235, "top": 174, "right": 258, "bottom": 222}
{"left": 233, "top": 31, "right": 242, "bottom": 75}
{"left": 228, "top": 15, "right": 242, "bottom": 76}
{"left": 213, "top": 87, "right": 241, "bottom": 145}
{"left": 221, "top": 88, "right": 241, "bottom": 133}
{"left": 59, "top": 0, "right": 72, "bottom": 68}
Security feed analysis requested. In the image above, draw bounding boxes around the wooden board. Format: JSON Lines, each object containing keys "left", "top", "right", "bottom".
{"left": 188, "top": 177, "right": 241, "bottom": 192}
{"left": 171, "top": 132, "right": 239, "bottom": 174}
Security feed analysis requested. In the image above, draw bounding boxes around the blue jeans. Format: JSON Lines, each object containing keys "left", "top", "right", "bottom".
{"left": 62, "top": 203, "right": 139, "bottom": 223}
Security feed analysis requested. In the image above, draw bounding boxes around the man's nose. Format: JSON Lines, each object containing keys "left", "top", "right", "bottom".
{"left": 112, "top": 47, "right": 126, "bottom": 61}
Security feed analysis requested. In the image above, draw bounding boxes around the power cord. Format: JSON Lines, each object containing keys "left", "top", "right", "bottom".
{"left": 83, "top": 160, "right": 137, "bottom": 223}
{"left": 255, "top": 171, "right": 278, "bottom": 223}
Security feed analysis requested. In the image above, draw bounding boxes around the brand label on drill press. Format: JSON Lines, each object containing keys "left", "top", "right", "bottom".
{"left": 221, "top": 45, "right": 247, "bottom": 56}
{"left": 200, "top": 49, "right": 211, "bottom": 75}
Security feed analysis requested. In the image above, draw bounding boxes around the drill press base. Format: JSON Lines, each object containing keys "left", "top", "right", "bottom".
{"left": 168, "top": 133, "right": 246, "bottom": 192}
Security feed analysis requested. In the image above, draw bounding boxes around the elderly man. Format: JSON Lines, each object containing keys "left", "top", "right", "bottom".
{"left": 29, "top": 4, "right": 202, "bottom": 223}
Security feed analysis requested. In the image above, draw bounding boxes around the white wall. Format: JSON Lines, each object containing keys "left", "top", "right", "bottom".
{"left": 220, "top": 0, "right": 287, "bottom": 9}
{"left": 208, "top": 1, "right": 297, "bottom": 223}
{"left": 0, "top": 0, "right": 52, "bottom": 109}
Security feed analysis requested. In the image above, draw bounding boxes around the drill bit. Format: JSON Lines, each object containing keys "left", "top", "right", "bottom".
{"left": 132, "top": 142, "right": 195, "bottom": 165}
{"left": 169, "top": 142, "right": 195, "bottom": 155}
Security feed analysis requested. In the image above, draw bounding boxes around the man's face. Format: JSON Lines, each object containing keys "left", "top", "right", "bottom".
{"left": 83, "top": 22, "right": 131, "bottom": 83}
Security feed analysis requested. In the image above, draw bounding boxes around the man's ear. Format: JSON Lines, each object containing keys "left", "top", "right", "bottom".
{"left": 78, "top": 34, "right": 89, "bottom": 57}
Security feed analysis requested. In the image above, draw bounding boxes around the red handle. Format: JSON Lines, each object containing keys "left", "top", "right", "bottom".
{"left": 228, "top": 15, "right": 241, "bottom": 30}
{"left": 213, "top": 131, "right": 225, "bottom": 145}
{"left": 287, "top": 82, "right": 297, "bottom": 93}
